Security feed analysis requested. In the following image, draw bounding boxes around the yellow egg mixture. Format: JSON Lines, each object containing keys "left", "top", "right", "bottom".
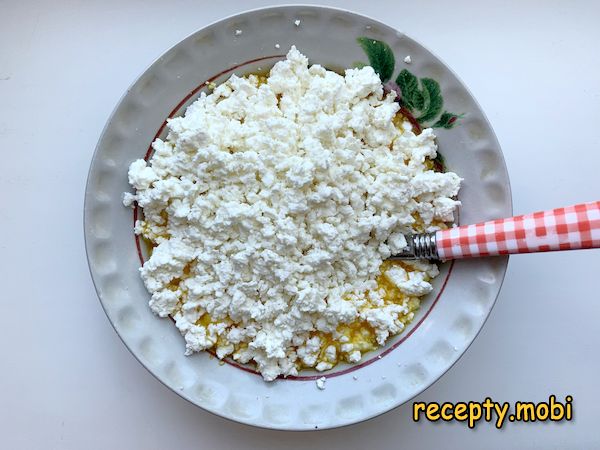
{"left": 136, "top": 73, "right": 448, "bottom": 373}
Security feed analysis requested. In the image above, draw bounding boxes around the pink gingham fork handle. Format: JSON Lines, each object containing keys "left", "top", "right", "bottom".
{"left": 436, "top": 201, "right": 600, "bottom": 260}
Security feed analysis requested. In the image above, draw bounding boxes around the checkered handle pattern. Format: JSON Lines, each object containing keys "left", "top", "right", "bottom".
{"left": 436, "top": 201, "right": 600, "bottom": 260}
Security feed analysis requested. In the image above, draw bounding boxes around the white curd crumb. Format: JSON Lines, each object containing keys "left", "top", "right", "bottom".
{"left": 316, "top": 361, "right": 333, "bottom": 371}
{"left": 340, "top": 343, "right": 353, "bottom": 353}
{"left": 404, "top": 55, "right": 412, "bottom": 64}
{"left": 275, "top": 43, "right": 280, "bottom": 49}
{"left": 294, "top": 19, "right": 301, "bottom": 26}
{"left": 122, "top": 192, "right": 136, "bottom": 207}
{"left": 348, "top": 351, "right": 362, "bottom": 363}
{"left": 325, "top": 345, "right": 337, "bottom": 361}
{"left": 235, "top": 29, "right": 242, "bottom": 36}
{"left": 385, "top": 266, "right": 433, "bottom": 296}
{"left": 316, "top": 377, "right": 327, "bottom": 390}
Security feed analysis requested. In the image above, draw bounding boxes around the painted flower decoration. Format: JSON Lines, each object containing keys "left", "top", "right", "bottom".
{"left": 357, "top": 37, "right": 462, "bottom": 129}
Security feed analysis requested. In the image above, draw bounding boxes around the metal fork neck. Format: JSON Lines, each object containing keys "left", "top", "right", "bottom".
{"left": 391, "top": 232, "right": 439, "bottom": 260}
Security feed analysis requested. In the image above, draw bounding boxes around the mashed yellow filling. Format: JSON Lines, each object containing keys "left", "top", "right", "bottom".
{"left": 136, "top": 75, "right": 447, "bottom": 373}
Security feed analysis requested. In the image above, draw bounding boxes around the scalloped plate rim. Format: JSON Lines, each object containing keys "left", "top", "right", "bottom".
{"left": 84, "top": 4, "right": 512, "bottom": 430}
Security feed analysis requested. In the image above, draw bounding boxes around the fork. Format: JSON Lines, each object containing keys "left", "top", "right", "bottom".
{"left": 393, "top": 201, "right": 600, "bottom": 260}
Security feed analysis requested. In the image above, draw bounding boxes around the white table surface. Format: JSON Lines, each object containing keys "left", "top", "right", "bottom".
{"left": 2, "top": 0, "right": 599, "bottom": 448}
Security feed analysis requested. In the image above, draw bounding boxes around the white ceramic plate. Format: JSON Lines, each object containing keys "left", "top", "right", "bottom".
{"left": 84, "top": 5, "right": 511, "bottom": 430}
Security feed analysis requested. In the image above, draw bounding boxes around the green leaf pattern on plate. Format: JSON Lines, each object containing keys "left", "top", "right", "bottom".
{"left": 356, "top": 37, "right": 395, "bottom": 82}
{"left": 396, "top": 70, "right": 420, "bottom": 109}
{"left": 356, "top": 37, "right": 462, "bottom": 129}
{"left": 417, "top": 78, "right": 443, "bottom": 122}
{"left": 432, "top": 111, "right": 463, "bottom": 129}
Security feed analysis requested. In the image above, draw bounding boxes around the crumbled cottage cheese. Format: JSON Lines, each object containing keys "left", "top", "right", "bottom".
{"left": 316, "top": 376, "right": 327, "bottom": 390}
{"left": 125, "top": 46, "right": 461, "bottom": 381}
